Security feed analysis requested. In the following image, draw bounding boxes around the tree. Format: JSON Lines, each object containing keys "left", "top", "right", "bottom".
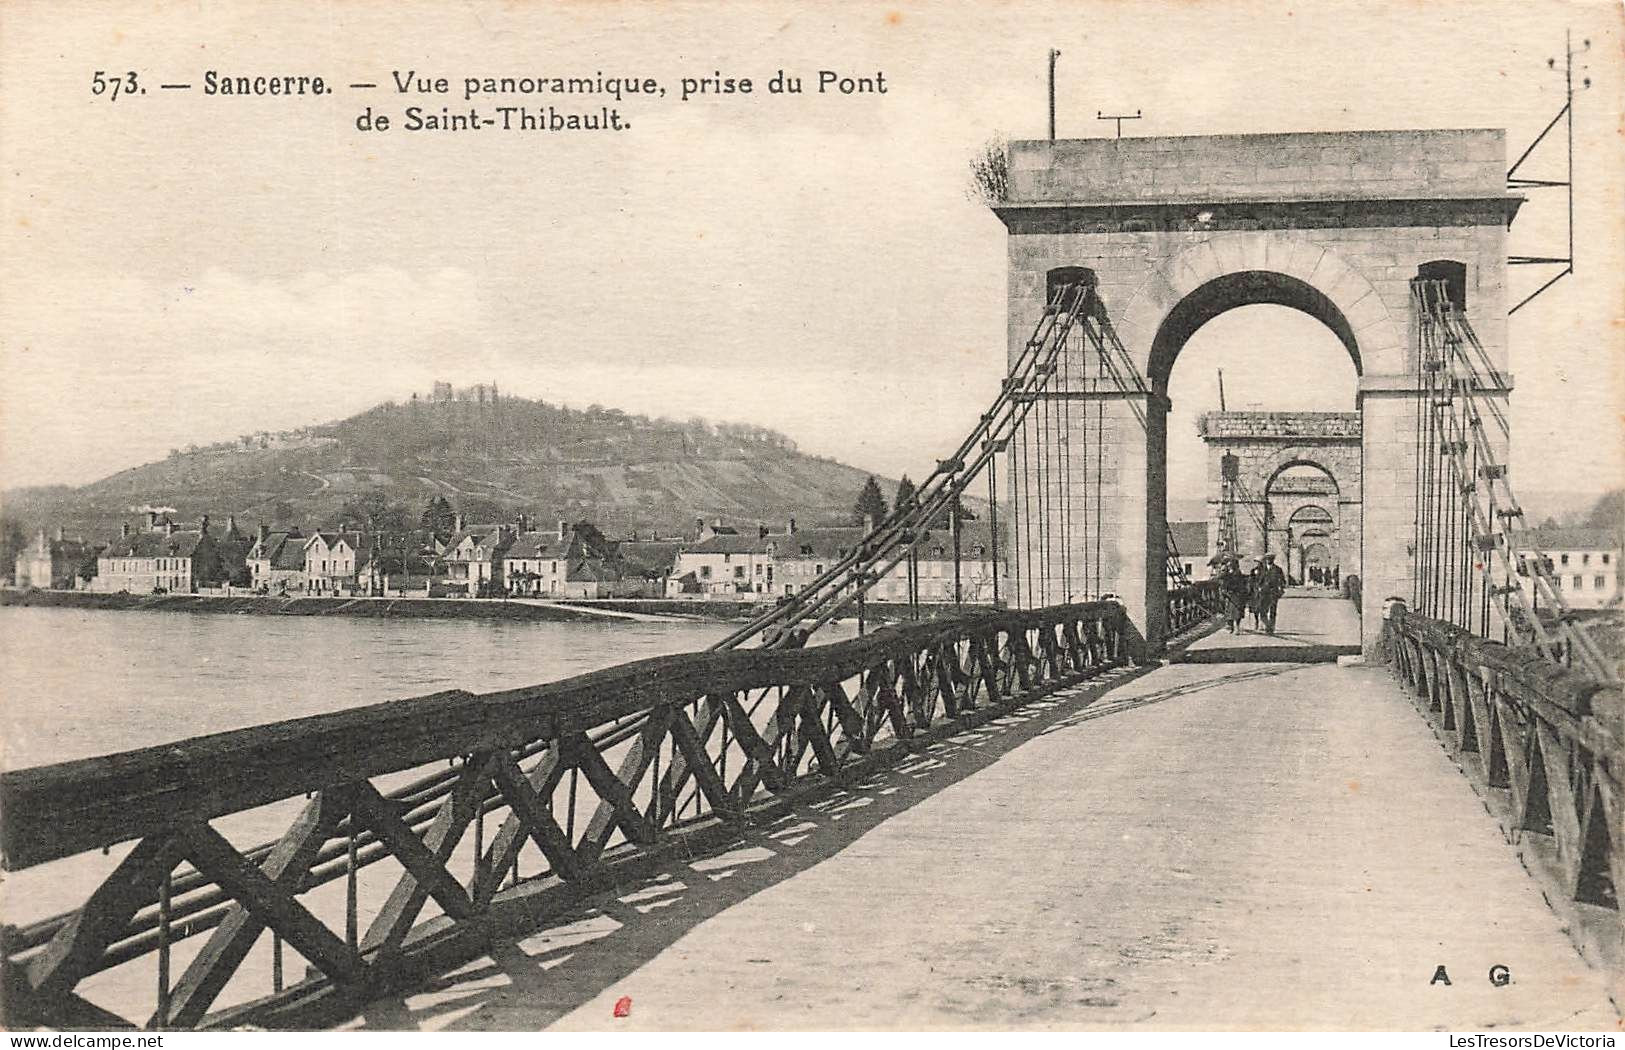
{"left": 1584, "top": 488, "right": 1623, "bottom": 529}
{"left": 456, "top": 496, "right": 505, "bottom": 526}
{"left": 894, "top": 476, "right": 918, "bottom": 518}
{"left": 0, "top": 518, "right": 25, "bottom": 584}
{"left": 420, "top": 495, "right": 456, "bottom": 539}
{"left": 967, "top": 136, "right": 1009, "bottom": 205}
{"left": 852, "top": 477, "right": 888, "bottom": 528}
{"left": 932, "top": 491, "right": 975, "bottom": 528}
{"left": 73, "top": 548, "right": 99, "bottom": 585}
{"left": 336, "top": 490, "right": 411, "bottom": 536}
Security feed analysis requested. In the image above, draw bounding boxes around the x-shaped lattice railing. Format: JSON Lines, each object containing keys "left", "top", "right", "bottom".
{"left": 1385, "top": 609, "right": 1621, "bottom": 948}
{"left": 1, "top": 602, "right": 1129, "bottom": 1030}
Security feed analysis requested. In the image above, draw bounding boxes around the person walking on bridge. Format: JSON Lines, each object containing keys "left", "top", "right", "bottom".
{"left": 1254, "top": 553, "right": 1288, "bottom": 635}
{"left": 1218, "top": 556, "right": 1249, "bottom": 635}
{"left": 1246, "top": 561, "right": 1265, "bottom": 631}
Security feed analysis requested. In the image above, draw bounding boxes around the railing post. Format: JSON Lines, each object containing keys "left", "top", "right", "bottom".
{"left": 155, "top": 868, "right": 172, "bottom": 1029}
{"left": 345, "top": 822, "right": 359, "bottom": 954}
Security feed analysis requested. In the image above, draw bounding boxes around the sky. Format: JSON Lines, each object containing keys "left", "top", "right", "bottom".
{"left": 1, "top": 0, "right": 1620, "bottom": 510}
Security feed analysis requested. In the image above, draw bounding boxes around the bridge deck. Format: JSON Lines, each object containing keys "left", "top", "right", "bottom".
{"left": 347, "top": 597, "right": 1619, "bottom": 1031}
{"left": 1179, "top": 587, "right": 1362, "bottom": 662}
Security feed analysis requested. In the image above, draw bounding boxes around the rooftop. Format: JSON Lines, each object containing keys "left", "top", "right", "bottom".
{"left": 105, "top": 530, "right": 207, "bottom": 559}
{"left": 1524, "top": 527, "right": 1621, "bottom": 553}
{"left": 1169, "top": 521, "right": 1210, "bottom": 559}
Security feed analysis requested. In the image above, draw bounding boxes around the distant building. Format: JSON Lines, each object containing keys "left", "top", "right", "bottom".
{"left": 559, "top": 558, "right": 627, "bottom": 599}
{"left": 382, "top": 573, "right": 448, "bottom": 598}
{"left": 246, "top": 527, "right": 308, "bottom": 594}
{"left": 780, "top": 523, "right": 1006, "bottom": 603}
{"left": 671, "top": 523, "right": 778, "bottom": 597}
{"left": 1516, "top": 527, "right": 1622, "bottom": 611}
{"left": 423, "top": 379, "right": 500, "bottom": 405}
{"left": 771, "top": 525, "right": 859, "bottom": 599}
{"left": 907, "top": 523, "right": 1005, "bottom": 602}
{"left": 212, "top": 515, "right": 253, "bottom": 587}
{"left": 677, "top": 518, "right": 1008, "bottom": 603}
{"left": 13, "top": 527, "right": 97, "bottom": 590}
{"left": 502, "top": 525, "right": 568, "bottom": 596}
{"left": 503, "top": 521, "right": 654, "bottom": 598}
{"left": 442, "top": 519, "right": 517, "bottom": 596}
{"left": 92, "top": 512, "right": 230, "bottom": 594}
{"left": 503, "top": 526, "right": 564, "bottom": 596}
{"left": 303, "top": 530, "right": 376, "bottom": 596}
{"left": 1168, "top": 521, "right": 1212, "bottom": 582}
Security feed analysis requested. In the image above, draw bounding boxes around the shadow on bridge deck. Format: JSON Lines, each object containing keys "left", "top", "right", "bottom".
{"left": 345, "top": 663, "right": 1185, "bottom": 1031}
{"left": 345, "top": 663, "right": 1330, "bottom": 1033}
{"left": 345, "top": 627, "right": 1620, "bottom": 1032}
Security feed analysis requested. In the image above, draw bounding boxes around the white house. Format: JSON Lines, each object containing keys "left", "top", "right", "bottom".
{"left": 246, "top": 527, "right": 307, "bottom": 594}
{"left": 303, "top": 530, "right": 374, "bottom": 595}
{"left": 1516, "top": 526, "right": 1621, "bottom": 611}
{"left": 670, "top": 524, "right": 777, "bottom": 597}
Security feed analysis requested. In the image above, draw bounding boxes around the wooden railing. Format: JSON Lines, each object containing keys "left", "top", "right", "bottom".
{"left": 1, "top": 602, "right": 1130, "bottom": 1031}
{"left": 1384, "top": 605, "right": 1622, "bottom": 963}
{"left": 1168, "top": 580, "right": 1221, "bottom": 637}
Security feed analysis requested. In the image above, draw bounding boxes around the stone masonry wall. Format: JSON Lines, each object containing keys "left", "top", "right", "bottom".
{"left": 1007, "top": 129, "right": 1507, "bottom": 207}
{"left": 1200, "top": 412, "right": 1363, "bottom": 583}
{"left": 996, "top": 129, "right": 1514, "bottom": 649}
{"left": 1198, "top": 411, "right": 1361, "bottom": 441}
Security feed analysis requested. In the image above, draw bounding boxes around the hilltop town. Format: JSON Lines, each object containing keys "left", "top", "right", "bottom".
{"left": 0, "top": 384, "right": 892, "bottom": 554}
{"left": 0, "top": 381, "right": 1025, "bottom": 608}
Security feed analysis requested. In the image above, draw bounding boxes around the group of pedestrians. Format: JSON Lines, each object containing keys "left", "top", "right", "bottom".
{"left": 1217, "top": 553, "right": 1288, "bottom": 635}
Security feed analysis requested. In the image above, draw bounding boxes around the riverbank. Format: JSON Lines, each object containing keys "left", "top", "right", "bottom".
{"left": 0, "top": 588, "right": 1003, "bottom": 624}
{"left": 0, "top": 589, "right": 611, "bottom": 623}
{"left": 554, "top": 597, "right": 1004, "bottom": 621}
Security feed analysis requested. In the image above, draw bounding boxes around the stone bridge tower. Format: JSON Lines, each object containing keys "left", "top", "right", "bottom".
{"left": 1198, "top": 411, "right": 1362, "bottom": 584}
{"left": 993, "top": 129, "right": 1518, "bottom": 652}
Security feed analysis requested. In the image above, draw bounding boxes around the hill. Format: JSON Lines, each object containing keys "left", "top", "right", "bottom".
{"left": 0, "top": 393, "right": 898, "bottom": 544}
{"left": 1520, "top": 487, "right": 1622, "bottom": 530}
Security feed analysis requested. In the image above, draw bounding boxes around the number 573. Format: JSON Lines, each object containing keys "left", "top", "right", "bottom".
{"left": 91, "top": 71, "right": 139, "bottom": 99}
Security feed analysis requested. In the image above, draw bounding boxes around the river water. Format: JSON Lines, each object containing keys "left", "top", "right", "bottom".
{"left": 0, "top": 606, "right": 751, "bottom": 770}
{"left": 0, "top": 604, "right": 860, "bottom": 1020}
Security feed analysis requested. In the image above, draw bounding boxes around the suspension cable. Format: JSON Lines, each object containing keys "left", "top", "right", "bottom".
{"left": 1410, "top": 278, "right": 1613, "bottom": 682}
{"left": 710, "top": 277, "right": 1096, "bottom": 649}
